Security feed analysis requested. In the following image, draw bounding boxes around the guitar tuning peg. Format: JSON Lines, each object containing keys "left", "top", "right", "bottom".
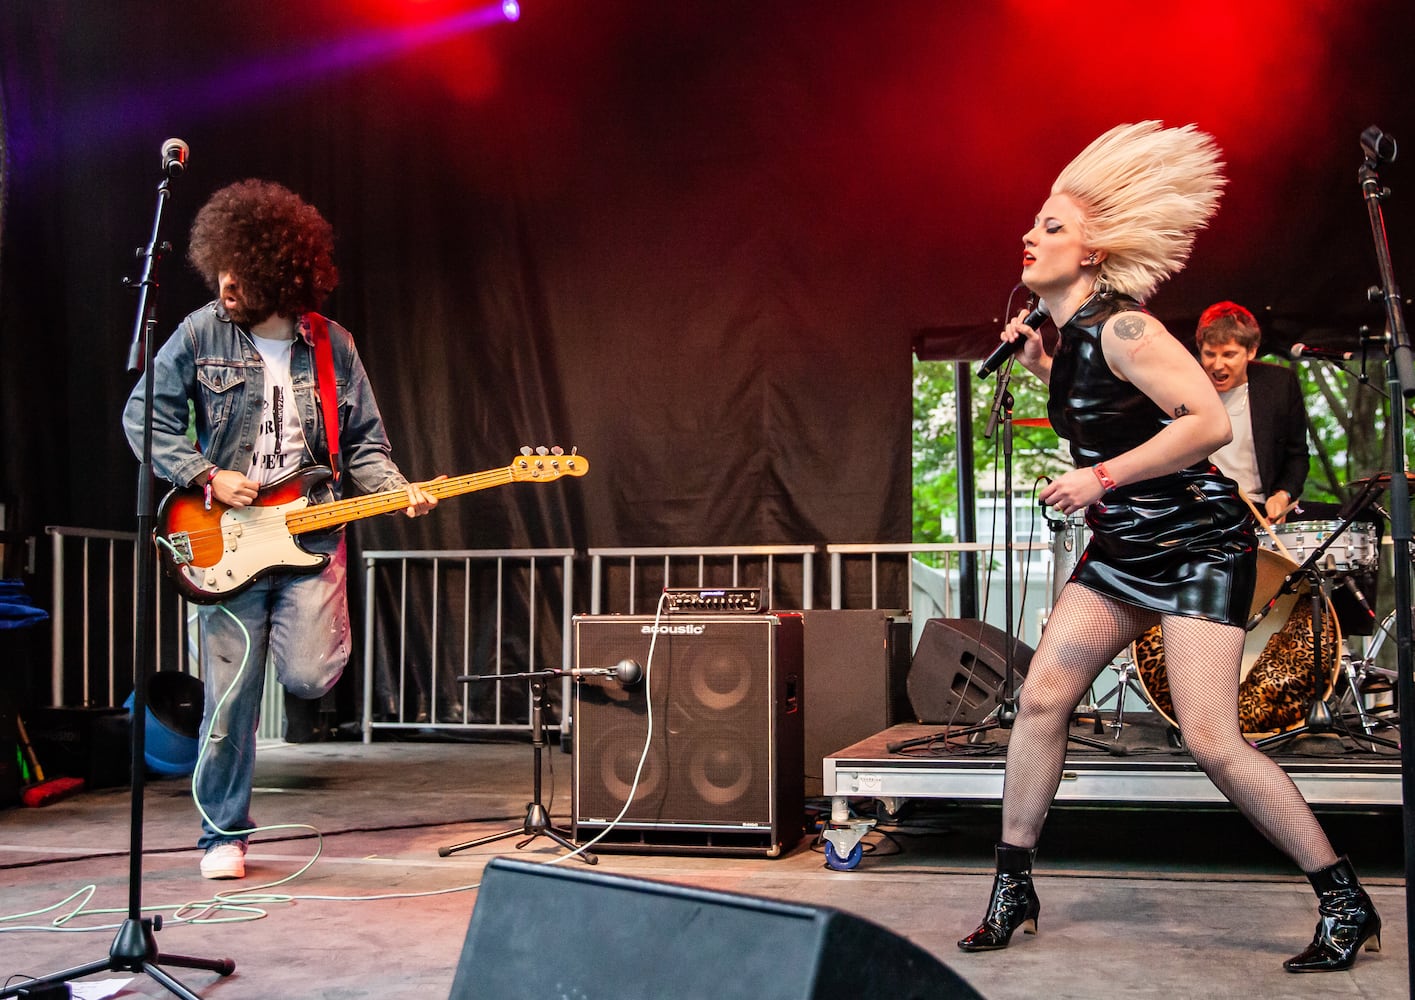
{"left": 520, "top": 446, "right": 532, "bottom": 456}
{"left": 550, "top": 446, "right": 564, "bottom": 456}
{"left": 536, "top": 446, "right": 549, "bottom": 456}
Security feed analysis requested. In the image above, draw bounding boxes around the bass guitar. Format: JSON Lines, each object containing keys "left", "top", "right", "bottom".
{"left": 155, "top": 447, "right": 588, "bottom": 604}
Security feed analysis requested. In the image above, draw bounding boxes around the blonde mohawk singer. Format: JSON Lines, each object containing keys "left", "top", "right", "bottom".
{"left": 1052, "top": 120, "right": 1226, "bottom": 302}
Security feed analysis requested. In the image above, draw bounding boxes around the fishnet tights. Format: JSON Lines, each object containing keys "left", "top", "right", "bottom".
{"left": 999, "top": 584, "right": 1338, "bottom": 873}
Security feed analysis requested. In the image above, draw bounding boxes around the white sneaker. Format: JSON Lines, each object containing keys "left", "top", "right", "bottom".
{"left": 200, "top": 841, "right": 247, "bottom": 880}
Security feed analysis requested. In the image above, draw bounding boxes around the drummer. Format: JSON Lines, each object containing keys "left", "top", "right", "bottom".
{"left": 1195, "top": 301, "right": 1310, "bottom": 524}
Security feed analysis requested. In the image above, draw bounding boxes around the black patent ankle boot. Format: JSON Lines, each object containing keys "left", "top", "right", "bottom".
{"left": 957, "top": 843, "right": 1040, "bottom": 951}
{"left": 1284, "top": 856, "right": 1381, "bottom": 972}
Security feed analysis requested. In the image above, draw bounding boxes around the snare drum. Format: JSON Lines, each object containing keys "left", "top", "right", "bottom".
{"left": 1132, "top": 548, "right": 1341, "bottom": 737}
{"left": 1259, "top": 519, "right": 1378, "bottom": 575}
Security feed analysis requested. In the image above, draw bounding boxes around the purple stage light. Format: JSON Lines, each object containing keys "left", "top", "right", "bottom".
{"left": 502, "top": 1, "right": 520, "bottom": 21}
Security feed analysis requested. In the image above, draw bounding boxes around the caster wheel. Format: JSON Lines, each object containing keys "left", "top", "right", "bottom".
{"left": 824, "top": 840, "right": 863, "bottom": 871}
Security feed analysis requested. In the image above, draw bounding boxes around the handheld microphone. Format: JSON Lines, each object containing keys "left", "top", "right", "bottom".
{"left": 1290, "top": 343, "right": 1354, "bottom": 363}
{"left": 567, "top": 659, "right": 643, "bottom": 684}
{"left": 161, "top": 137, "right": 190, "bottom": 177}
{"left": 978, "top": 302, "right": 1049, "bottom": 379}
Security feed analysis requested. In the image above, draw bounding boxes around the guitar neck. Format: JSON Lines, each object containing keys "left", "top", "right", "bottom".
{"left": 285, "top": 468, "right": 514, "bottom": 535}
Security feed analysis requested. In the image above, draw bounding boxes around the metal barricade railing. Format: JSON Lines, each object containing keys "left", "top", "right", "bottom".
{"left": 51, "top": 523, "right": 1404, "bottom": 746}
{"left": 46, "top": 525, "right": 284, "bottom": 740}
{"left": 826, "top": 540, "right": 1056, "bottom": 649}
{"left": 46, "top": 525, "right": 208, "bottom": 706}
{"left": 48, "top": 526, "right": 140, "bottom": 708}
{"left": 586, "top": 545, "right": 818, "bottom": 614}
{"left": 360, "top": 548, "right": 576, "bottom": 742}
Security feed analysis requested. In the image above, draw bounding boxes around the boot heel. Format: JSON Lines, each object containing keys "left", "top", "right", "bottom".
{"left": 1365, "top": 933, "right": 1381, "bottom": 954}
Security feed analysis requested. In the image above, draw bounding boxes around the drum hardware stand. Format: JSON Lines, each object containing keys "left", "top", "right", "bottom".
{"left": 1073, "top": 652, "right": 1141, "bottom": 741}
{"left": 1246, "top": 476, "right": 1391, "bottom": 753}
{"left": 1336, "top": 647, "right": 1399, "bottom": 745}
{"left": 1247, "top": 547, "right": 1350, "bottom": 753}
{"left": 439, "top": 670, "right": 597, "bottom": 864}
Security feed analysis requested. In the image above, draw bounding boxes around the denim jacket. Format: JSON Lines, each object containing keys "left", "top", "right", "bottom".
{"left": 122, "top": 301, "right": 409, "bottom": 509}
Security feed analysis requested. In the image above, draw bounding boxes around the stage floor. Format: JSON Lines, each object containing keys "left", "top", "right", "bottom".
{"left": 0, "top": 734, "right": 1406, "bottom": 999}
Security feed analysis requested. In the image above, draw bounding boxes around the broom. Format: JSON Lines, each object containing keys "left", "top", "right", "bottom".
{"left": 15, "top": 714, "right": 85, "bottom": 807}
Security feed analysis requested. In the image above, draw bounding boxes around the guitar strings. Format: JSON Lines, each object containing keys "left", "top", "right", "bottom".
{"left": 159, "top": 467, "right": 526, "bottom": 552}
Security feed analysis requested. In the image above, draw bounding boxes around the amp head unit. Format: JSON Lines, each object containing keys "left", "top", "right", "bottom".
{"left": 662, "top": 587, "right": 765, "bottom": 614}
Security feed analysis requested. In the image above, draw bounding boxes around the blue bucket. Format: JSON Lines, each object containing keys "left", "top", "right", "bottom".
{"left": 124, "top": 671, "right": 205, "bottom": 775}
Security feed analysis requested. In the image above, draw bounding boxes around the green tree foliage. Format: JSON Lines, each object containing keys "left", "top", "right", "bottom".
{"left": 1299, "top": 361, "right": 1404, "bottom": 504}
{"left": 913, "top": 360, "right": 1069, "bottom": 543}
{"left": 914, "top": 356, "right": 1412, "bottom": 542}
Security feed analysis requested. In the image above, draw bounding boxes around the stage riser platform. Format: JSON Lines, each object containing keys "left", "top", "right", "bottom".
{"left": 824, "top": 715, "right": 1402, "bottom": 809}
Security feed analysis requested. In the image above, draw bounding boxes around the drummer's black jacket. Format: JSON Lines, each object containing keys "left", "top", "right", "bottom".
{"left": 1245, "top": 360, "right": 1310, "bottom": 503}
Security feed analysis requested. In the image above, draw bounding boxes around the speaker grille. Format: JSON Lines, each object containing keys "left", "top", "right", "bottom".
{"left": 572, "top": 614, "right": 803, "bottom": 855}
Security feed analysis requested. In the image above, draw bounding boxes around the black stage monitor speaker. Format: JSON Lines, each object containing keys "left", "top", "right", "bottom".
{"left": 449, "top": 857, "right": 986, "bottom": 1000}
{"left": 800, "top": 609, "right": 911, "bottom": 795}
{"left": 572, "top": 613, "right": 804, "bottom": 856}
{"left": 908, "top": 618, "right": 1035, "bottom": 725}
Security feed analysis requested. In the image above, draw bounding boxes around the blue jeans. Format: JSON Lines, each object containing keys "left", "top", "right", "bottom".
{"left": 193, "top": 534, "right": 349, "bottom": 849}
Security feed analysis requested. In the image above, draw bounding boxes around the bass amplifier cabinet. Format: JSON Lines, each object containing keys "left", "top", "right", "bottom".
{"left": 572, "top": 613, "right": 805, "bottom": 857}
{"left": 800, "top": 609, "right": 911, "bottom": 797}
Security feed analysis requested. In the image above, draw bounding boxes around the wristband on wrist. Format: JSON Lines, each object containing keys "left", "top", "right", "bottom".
{"left": 1092, "top": 463, "right": 1117, "bottom": 492}
{"left": 204, "top": 466, "right": 219, "bottom": 511}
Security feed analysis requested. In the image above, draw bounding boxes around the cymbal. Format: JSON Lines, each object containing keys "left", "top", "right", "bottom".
{"left": 1013, "top": 417, "right": 1052, "bottom": 429}
{"left": 1347, "top": 471, "right": 1415, "bottom": 492}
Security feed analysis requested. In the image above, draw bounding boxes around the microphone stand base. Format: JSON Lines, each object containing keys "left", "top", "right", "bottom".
{"left": 438, "top": 676, "right": 596, "bottom": 865}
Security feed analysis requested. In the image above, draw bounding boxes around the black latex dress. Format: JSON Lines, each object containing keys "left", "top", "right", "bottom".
{"left": 1047, "top": 293, "right": 1257, "bottom": 626}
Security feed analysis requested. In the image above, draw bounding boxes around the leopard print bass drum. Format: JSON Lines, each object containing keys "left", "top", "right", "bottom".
{"left": 1132, "top": 548, "right": 1341, "bottom": 737}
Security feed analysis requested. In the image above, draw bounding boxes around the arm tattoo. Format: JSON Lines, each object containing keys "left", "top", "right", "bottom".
{"left": 1114, "top": 315, "right": 1145, "bottom": 340}
{"left": 1173, "top": 403, "right": 1191, "bottom": 418}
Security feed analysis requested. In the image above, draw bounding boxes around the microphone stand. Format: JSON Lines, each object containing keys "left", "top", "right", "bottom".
{"left": 1, "top": 159, "right": 235, "bottom": 1000}
{"left": 1357, "top": 125, "right": 1415, "bottom": 998}
{"left": 1247, "top": 478, "right": 1395, "bottom": 751}
{"left": 438, "top": 669, "right": 596, "bottom": 864}
{"left": 890, "top": 357, "right": 1112, "bottom": 755}
{"left": 985, "top": 359, "right": 1022, "bottom": 729}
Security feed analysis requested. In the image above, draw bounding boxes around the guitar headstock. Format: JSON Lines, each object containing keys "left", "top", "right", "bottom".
{"left": 511, "top": 446, "right": 589, "bottom": 482}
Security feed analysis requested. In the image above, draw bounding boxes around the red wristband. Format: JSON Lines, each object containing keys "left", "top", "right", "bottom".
{"left": 1093, "top": 463, "right": 1117, "bottom": 492}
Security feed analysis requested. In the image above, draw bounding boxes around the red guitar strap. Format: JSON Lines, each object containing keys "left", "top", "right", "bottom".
{"left": 306, "top": 312, "right": 342, "bottom": 483}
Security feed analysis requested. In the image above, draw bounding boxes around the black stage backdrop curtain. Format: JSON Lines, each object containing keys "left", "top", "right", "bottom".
{"left": 0, "top": 2, "right": 921, "bottom": 560}
{"left": 3, "top": 0, "right": 1413, "bottom": 572}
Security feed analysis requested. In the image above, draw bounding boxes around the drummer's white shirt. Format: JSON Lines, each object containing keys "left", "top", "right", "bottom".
{"left": 1210, "top": 383, "right": 1263, "bottom": 501}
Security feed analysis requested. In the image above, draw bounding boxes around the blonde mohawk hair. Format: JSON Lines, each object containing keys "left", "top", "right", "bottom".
{"left": 1052, "top": 121, "right": 1226, "bottom": 302}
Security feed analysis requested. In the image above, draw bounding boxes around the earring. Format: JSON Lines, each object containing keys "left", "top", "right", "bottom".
{"left": 1085, "top": 253, "right": 1098, "bottom": 265}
